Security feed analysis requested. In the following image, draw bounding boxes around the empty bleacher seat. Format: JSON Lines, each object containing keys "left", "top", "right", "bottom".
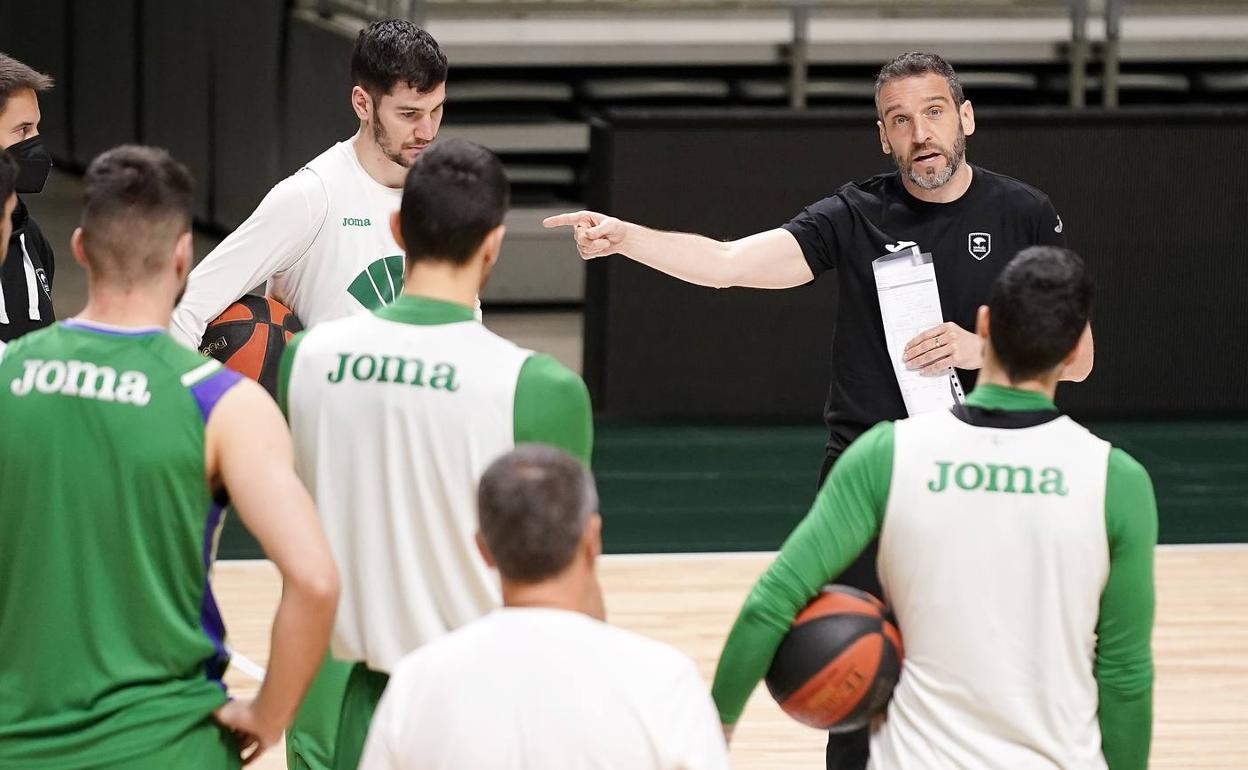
{"left": 580, "top": 78, "right": 732, "bottom": 102}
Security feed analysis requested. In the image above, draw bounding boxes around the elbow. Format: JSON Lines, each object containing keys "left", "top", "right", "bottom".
{"left": 293, "top": 563, "right": 341, "bottom": 612}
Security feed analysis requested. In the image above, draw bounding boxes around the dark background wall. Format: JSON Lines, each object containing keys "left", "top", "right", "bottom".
{"left": 0, "top": 0, "right": 299, "bottom": 231}
{"left": 585, "top": 107, "right": 1248, "bottom": 421}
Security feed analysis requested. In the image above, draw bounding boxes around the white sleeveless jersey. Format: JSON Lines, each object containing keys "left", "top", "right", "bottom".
{"left": 284, "top": 310, "right": 533, "bottom": 673}
{"left": 871, "top": 410, "right": 1112, "bottom": 770}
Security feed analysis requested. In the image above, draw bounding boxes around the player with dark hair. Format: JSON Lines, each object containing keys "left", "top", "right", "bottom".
{"left": 0, "top": 145, "right": 339, "bottom": 768}
{"left": 357, "top": 444, "right": 728, "bottom": 770}
{"left": 171, "top": 19, "right": 453, "bottom": 349}
{"left": 0, "top": 53, "right": 57, "bottom": 343}
{"left": 279, "top": 139, "right": 592, "bottom": 770}
{"left": 713, "top": 246, "right": 1154, "bottom": 770}
{"left": 546, "top": 52, "right": 1095, "bottom": 767}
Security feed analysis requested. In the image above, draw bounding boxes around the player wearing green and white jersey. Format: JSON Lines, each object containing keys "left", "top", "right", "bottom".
{"left": 279, "top": 139, "right": 593, "bottom": 770}
{"left": 0, "top": 147, "right": 338, "bottom": 769}
{"left": 714, "top": 247, "right": 1155, "bottom": 770}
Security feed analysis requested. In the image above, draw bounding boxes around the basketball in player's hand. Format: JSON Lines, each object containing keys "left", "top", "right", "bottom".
{"left": 200, "top": 295, "right": 303, "bottom": 398}
{"left": 764, "top": 585, "right": 903, "bottom": 732}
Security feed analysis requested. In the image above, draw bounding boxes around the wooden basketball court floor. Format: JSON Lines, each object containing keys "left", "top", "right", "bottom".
{"left": 216, "top": 545, "right": 1248, "bottom": 770}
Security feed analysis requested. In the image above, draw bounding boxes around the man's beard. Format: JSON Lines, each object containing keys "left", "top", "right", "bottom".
{"left": 370, "top": 118, "right": 430, "bottom": 170}
{"left": 894, "top": 127, "right": 967, "bottom": 191}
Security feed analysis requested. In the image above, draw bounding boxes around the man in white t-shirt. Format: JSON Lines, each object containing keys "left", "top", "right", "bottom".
{"left": 170, "top": 19, "right": 449, "bottom": 349}
{"left": 359, "top": 444, "right": 730, "bottom": 770}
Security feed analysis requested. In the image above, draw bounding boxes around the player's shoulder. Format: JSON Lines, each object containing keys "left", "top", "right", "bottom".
{"left": 822, "top": 171, "right": 898, "bottom": 209}
{"left": 584, "top": 614, "right": 703, "bottom": 680}
{"left": 972, "top": 165, "right": 1054, "bottom": 206}
{"left": 1106, "top": 444, "right": 1151, "bottom": 485}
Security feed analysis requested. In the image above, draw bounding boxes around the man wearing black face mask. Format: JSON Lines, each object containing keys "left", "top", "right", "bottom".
{"left": 0, "top": 54, "right": 56, "bottom": 343}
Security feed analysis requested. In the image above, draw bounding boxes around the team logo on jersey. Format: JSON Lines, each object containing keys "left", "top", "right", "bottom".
{"left": 968, "top": 233, "right": 991, "bottom": 260}
{"left": 348, "top": 255, "right": 405, "bottom": 310}
{"left": 10, "top": 358, "right": 152, "bottom": 406}
{"left": 884, "top": 240, "right": 919, "bottom": 253}
{"left": 926, "top": 460, "right": 1068, "bottom": 496}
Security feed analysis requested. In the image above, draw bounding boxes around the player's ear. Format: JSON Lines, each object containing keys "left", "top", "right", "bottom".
{"left": 582, "top": 513, "right": 603, "bottom": 565}
{"left": 475, "top": 532, "right": 497, "bottom": 569}
{"left": 70, "top": 227, "right": 89, "bottom": 269}
{"left": 351, "top": 85, "right": 373, "bottom": 123}
{"left": 975, "top": 304, "right": 990, "bottom": 340}
{"left": 877, "top": 120, "right": 891, "bottom": 155}
{"left": 390, "top": 211, "right": 405, "bottom": 250}
{"left": 172, "top": 231, "right": 193, "bottom": 284}
{"left": 1063, "top": 322, "right": 1093, "bottom": 367}
{"left": 960, "top": 99, "right": 976, "bottom": 137}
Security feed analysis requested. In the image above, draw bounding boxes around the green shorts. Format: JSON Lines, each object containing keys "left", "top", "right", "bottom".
{"left": 285, "top": 656, "right": 389, "bottom": 770}
{"left": 285, "top": 655, "right": 353, "bottom": 770}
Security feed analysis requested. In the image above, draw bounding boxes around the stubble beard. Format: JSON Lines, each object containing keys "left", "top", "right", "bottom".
{"left": 896, "top": 127, "right": 967, "bottom": 191}
{"left": 371, "top": 118, "right": 414, "bottom": 169}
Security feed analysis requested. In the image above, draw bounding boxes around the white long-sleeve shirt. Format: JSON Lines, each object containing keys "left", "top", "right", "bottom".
{"left": 171, "top": 141, "right": 404, "bottom": 348}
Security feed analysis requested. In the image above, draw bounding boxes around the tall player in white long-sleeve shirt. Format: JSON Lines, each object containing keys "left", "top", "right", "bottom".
{"left": 170, "top": 20, "right": 450, "bottom": 349}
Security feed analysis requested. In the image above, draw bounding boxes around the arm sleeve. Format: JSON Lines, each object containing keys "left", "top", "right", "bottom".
{"left": 711, "top": 422, "right": 894, "bottom": 724}
{"left": 780, "top": 194, "right": 850, "bottom": 278}
{"left": 276, "top": 330, "right": 308, "bottom": 419}
{"left": 1096, "top": 448, "right": 1157, "bottom": 770}
{"left": 512, "top": 354, "right": 593, "bottom": 465}
{"left": 1033, "top": 196, "right": 1067, "bottom": 248}
{"left": 169, "top": 170, "right": 327, "bottom": 349}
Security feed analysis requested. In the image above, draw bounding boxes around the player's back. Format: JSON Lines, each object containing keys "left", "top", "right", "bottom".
{"left": 872, "top": 407, "right": 1116, "bottom": 770}
{"left": 282, "top": 296, "right": 539, "bottom": 672}
{"left": 0, "top": 320, "right": 239, "bottom": 767}
{"left": 364, "top": 608, "right": 728, "bottom": 770}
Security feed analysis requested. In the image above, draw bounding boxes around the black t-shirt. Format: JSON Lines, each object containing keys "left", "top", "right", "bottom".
{"left": 1, "top": 200, "right": 56, "bottom": 343}
{"left": 783, "top": 165, "right": 1065, "bottom": 459}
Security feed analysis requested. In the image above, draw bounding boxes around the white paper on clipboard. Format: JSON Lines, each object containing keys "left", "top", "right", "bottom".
{"left": 872, "top": 247, "right": 965, "bottom": 416}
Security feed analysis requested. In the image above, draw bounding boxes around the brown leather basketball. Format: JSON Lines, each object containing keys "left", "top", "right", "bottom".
{"left": 200, "top": 295, "right": 303, "bottom": 398}
{"left": 764, "top": 585, "right": 903, "bottom": 732}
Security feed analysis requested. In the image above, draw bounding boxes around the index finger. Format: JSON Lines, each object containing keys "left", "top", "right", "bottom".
{"left": 542, "top": 212, "right": 592, "bottom": 229}
{"left": 904, "top": 324, "right": 944, "bottom": 351}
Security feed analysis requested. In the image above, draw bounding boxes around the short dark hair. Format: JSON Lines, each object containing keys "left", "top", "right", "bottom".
{"left": 81, "top": 145, "right": 193, "bottom": 286}
{"left": 478, "top": 445, "right": 598, "bottom": 583}
{"left": 0, "top": 150, "right": 17, "bottom": 206}
{"left": 988, "top": 246, "right": 1094, "bottom": 382}
{"left": 0, "top": 53, "right": 54, "bottom": 114}
{"left": 875, "top": 52, "right": 964, "bottom": 114}
{"left": 399, "top": 138, "right": 509, "bottom": 266}
{"left": 351, "top": 20, "right": 447, "bottom": 101}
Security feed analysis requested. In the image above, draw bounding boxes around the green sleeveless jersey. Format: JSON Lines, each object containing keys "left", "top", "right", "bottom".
{"left": 0, "top": 320, "right": 245, "bottom": 768}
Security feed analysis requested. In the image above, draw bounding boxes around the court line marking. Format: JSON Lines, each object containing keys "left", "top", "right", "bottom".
{"left": 229, "top": 650, "right": 267, "bottom": 682}
{"left": 219, "top": 541, "right": 1246, "bottom": 571}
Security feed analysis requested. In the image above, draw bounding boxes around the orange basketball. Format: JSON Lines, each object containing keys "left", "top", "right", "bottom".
{"left": 764, "top": 585, "right": 903, "bottom": 732}
{"left": 200, "top": 295, "right": 303, "bottom": 397}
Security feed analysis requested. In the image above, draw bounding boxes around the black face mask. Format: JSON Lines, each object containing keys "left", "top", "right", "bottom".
{"left": 8, "top": 135, "right": 53, "bottom": 194}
